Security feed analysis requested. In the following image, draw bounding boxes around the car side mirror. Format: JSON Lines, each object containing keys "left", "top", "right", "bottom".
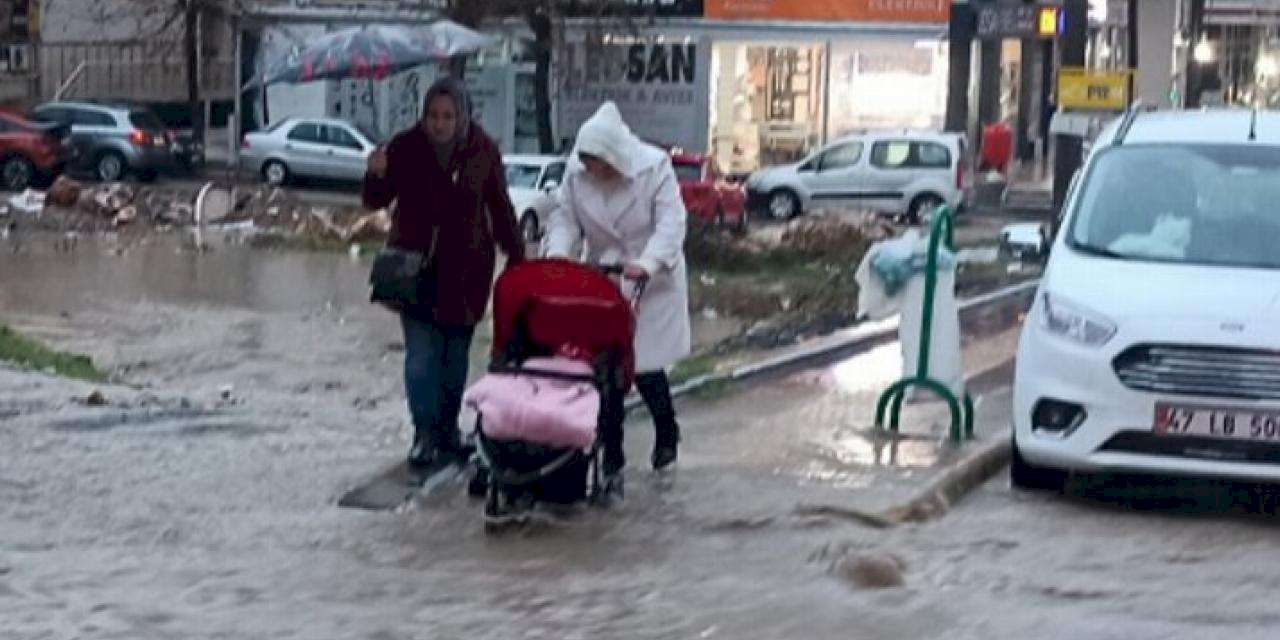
{"left": 542, "top": 180, "right": 560, "bottom": 192}
{"left": 799, "top": 161, "right": 815, "bottom": 172}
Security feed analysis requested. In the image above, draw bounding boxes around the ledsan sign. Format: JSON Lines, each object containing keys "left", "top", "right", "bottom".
{"left": 558, "top": 37, "right": 711, "bottom": 152}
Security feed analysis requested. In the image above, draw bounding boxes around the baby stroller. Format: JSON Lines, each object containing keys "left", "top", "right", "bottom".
{"left": 464, "top": 259, "right": 639, "bottom": 530}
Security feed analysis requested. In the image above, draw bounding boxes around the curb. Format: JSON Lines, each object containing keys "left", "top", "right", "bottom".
{"left": 883, "top": 434, "right": 1012, "bottom": 524}
{"left": 627, "top": 278, "right": 1039, "bottom": 412}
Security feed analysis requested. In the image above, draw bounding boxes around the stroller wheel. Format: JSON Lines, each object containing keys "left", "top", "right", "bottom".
{"left": 468, "top": 466, "right": 489, "bottom": 498}
{"left": 595, "top": 473, "right": 624, "bottom": 505}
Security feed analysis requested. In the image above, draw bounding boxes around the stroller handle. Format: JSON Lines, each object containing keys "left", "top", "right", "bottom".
{"left": 594, "top": 263, "right": 646, "bottom": 309}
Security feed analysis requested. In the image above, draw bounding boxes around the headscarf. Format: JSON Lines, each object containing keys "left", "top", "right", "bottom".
{"left": 422, "top": 76, "right": 473, "bottom": 165}
{"left": 570, "top": 102, "right": 664, "bottom": 179}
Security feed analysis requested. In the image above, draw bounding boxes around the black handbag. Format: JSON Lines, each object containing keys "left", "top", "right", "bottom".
{"left": 369, "top": 246, "right": 431, "bottom": 308}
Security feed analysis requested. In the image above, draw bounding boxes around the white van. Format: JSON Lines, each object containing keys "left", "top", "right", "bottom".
{"left": 744, "top": 130, "right": 970, "bottom": 221}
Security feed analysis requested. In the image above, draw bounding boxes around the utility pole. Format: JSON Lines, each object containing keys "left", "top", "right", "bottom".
{"left": 1051, "top": 0, "right": 1087, "bottom": 213}
{"left": 945, "top": 1, "right": 974, "bottom": 133}
{"left": 185, "top": 0, "right": 204, "bottom": 145}
{"left": 1185, "top": 0, "right": 1206, "bottom": 108}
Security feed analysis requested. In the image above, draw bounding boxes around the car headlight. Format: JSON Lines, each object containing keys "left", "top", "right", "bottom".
{"left": 1041, "top": 292, "right": 1116, "bottom": 347}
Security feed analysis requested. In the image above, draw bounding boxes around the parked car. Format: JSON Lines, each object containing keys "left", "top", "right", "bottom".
{"left": 503, "top": 154, "right": 565, "bottom": 243}
{"left": 672, "top": 151, "right": 747, "bottom": 232}
{"left": 0, "top": 111, "right": 74, "bottom": 191}
{"left": 29, "top": 101, "right": 175, "bottom": 182}
{"left": 240, "top": 117, "right": 377, "bottom": 186}
{"left": 1012, "top": 109, "right": 1280, "bottom": 490}
{"left": 745, "top": 130, "right": 970, "bottom": 222}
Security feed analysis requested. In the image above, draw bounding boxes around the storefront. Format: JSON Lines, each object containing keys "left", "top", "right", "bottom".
{"left": 557, "top": 0, "right": 950, "bottom": 172}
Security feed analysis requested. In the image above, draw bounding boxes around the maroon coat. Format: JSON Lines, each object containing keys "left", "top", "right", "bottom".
{"left": 363, "top": 123, "right": 524, "bottom": 326}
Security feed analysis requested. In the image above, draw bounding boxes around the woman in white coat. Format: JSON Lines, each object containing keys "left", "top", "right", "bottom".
{"left": 544, "top": 102, "right": 692, "bottom": 487}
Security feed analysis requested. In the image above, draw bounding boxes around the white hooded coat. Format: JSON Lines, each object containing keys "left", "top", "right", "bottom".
{"left": 545, "top": 103, "right": 692, "bottom": 373}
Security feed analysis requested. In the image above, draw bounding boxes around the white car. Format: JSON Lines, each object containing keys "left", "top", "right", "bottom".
{"left": 1013, "top": 109, "right": 1280, "bottom": 490}
{"left": 745, "top": 130, "right": 970, "bottom": 221}
{"left": 504, "top": 154, "right": 565, "bottom": 243}
{"left": 240, "top": 117, "right": 377, "bottom": 186}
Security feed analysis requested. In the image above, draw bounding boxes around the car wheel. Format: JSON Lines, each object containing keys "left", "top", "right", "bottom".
{"left": 95, "top": 152, "right": 126, "bottom": 183}
{"left": 262, "top": 160, "right": 289, "bottom": 186}
{"left": 767, "top": 189, "right": 800, "bottom": 220}
{"left": 907, "top": 193, "right": 945, "bottom": 226}
{"left": 1, "top": 156, "right": 35, "bottom": 191}
{"left": 1010, "top": 435, "right": 1068, "bottom": 492}
{"left": 519, "top": 211, "right": 540, "bottom": 243}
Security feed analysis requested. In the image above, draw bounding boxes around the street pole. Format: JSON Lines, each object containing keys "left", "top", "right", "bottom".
{"left": 821, "top": 39, "right": 832, "bottom": 146}
{"left": 1127, "top": 0, "right": 1138, "bottom": 104}
{"left": 945, "top": 1, "right": 974, "bottom": 133}
{"left": 230, "top": 19, "right": 242, "bottom": 174}
{"left": 1186, "top": 0, "right": 1205, "bottom": 108}
{"left": 1052, "top": 0, "right": 1088, "bottom": 214}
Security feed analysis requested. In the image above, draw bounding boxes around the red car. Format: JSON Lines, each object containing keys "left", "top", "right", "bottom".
{"left": 671, "top": 152, "right": 748, "bottom": 232}
{"left": 0, "top": 111, "right": 73, "bottom": 191}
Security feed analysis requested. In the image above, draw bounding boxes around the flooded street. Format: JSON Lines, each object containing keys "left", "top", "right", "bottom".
{"left": 3, "top": 232, "right": 1275, "bottom": 639}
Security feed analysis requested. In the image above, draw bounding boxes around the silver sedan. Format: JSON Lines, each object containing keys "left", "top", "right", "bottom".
{"left": 240, "top": 117, "right": 377, "bottom": 186}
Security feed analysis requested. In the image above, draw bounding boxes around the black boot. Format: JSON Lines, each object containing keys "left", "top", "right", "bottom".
{"left": 407, "top": 431, "right": 435, "bottom": 469}
{"left": 651, "top": 420, "right": 681, "bottom": 471}
{"left": 636, "top": 372, "right": 681, "bottom": 471}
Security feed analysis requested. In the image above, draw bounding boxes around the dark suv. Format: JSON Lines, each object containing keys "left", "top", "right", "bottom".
{"left": 30, "top": 101, "right": 176, "bottom": 181}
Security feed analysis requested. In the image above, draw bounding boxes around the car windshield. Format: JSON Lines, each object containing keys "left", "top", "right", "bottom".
{"left": 352, "top": 123, "right": 380, "bottom": 145}
{"left": 129, "top": 110, "right": 165, "bottom": 131}
{"left": 673, "top": 162, "right": 703, "bottom": 182}
{"left": 1068, "top": 144, "right": 1280, "bottom": 269}
{"left": 505, "top": 163, "right": 542, "bottom": 189}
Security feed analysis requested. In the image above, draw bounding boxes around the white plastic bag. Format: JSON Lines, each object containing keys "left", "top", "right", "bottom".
{"left": 899, "top": 268, "right": 964, "bottom": 400}
{"left": 855, "top": 230, "right": 921, "bottom": 321}
{"left": 8, "top": 189, "right": 46, "bottom": 215}
{"left": 858, "top": 229, "right": 964, "bottom": 400}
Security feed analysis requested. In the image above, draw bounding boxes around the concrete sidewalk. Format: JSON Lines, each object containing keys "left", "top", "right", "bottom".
{"left": 612, "top": 287, "right": 1029, "bottom": 530}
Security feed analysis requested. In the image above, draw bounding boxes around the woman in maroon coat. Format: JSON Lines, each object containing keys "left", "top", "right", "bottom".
{"left": 363, "top": 78, "right": 525, "bottom": 468}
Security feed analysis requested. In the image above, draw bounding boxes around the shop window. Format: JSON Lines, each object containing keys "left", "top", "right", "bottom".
{"left": 818, "top": 141, "right": 863, "bottom": 171}
{"left": 872, "top": 141, "right": 951, "bottom": 169}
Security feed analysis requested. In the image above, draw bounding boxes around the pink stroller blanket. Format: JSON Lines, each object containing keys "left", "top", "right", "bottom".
{"left": 464, "top": 357, "right": 599, "bottom": 450}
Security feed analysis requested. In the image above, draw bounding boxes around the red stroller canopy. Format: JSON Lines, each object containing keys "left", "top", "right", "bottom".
{"left": 490, "top": 259, "right": 636, "bottom": 389}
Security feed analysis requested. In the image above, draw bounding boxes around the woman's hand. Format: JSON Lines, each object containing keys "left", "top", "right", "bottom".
{"left": 623, "top": 264, "right": 649, "bottom": 281}
{"left": 367, "top": 146, "right": 388, "bottom": 178}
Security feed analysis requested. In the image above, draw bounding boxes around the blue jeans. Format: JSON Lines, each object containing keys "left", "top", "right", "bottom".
{"left": 401, "top": 314, "right": 476, "bottom": 451}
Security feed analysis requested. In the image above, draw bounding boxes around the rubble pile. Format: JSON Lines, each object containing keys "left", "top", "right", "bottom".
{"left": 6, "top": 180, "right": 390, "bottom": 247}
{"left": 776, "top": 215, "right": 890, "bottom": 262}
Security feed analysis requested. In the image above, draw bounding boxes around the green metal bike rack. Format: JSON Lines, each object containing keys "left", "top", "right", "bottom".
{"left": 874, "top": 205, "right": 975, "bottom": 443}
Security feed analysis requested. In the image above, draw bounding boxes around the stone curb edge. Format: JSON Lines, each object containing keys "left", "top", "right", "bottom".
{"left": 884, "top": 434, "right": 1013, "bottom": 524}
{"left": 627, "top": 278, "right": 1040, "bottom": 412}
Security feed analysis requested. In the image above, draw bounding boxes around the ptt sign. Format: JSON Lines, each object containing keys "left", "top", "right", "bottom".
{"left": 1058, "top": 68, "right": 1131, "bottom": 111}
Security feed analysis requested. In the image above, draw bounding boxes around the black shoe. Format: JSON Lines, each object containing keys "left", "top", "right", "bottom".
{"left": 407, "top": 435, "right": 435, "bottom": 469}
{"left": 651, "top": 445, "right": 678, "bottom": 471}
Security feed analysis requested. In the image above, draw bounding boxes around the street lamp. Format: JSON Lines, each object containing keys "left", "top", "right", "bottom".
{"left": 1258, "top": 55, "right": 1279, "bottom": 78}
{"left": 1193, "top": 39, "right": 1215, "bottom": 64}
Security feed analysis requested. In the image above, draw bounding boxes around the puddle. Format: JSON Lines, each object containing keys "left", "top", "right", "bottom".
{"left": 44, "top": 407, "right": 282, "bottom": 438}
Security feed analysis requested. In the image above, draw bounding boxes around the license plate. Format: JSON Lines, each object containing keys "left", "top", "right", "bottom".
{"left": 1155, "top": 403, "right": 1280, "bottom": 443}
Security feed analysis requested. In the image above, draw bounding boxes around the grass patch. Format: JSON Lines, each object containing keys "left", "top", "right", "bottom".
{"left": 0, "top": 324, "right": 109, "bottom": 382}
{"left": 670, "top": 351, "right": 721, "bottom": 386}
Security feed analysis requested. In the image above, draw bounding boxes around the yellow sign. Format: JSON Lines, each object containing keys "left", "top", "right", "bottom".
{"left": 1058, "top": 68, "right": 1131, "bottom": 111}
{"left": 1037, "top": 6, "right": 1059, "bottom": 38}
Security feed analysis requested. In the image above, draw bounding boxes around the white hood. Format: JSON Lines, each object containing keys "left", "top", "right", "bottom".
{"left": 569, "top": 102, "right": 666, "bottom": 178}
